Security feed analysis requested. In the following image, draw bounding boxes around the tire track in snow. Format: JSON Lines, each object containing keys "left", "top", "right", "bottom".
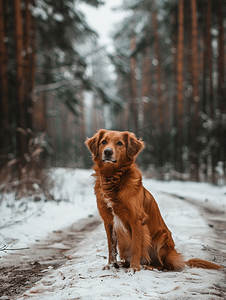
{"left": 161, "top": 191, "right": 226, "bottom": 297}
{"left": 0, "top": 214, "right": 102, "bottom": 299}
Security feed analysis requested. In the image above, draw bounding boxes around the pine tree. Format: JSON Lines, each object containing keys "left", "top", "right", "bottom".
{"left": 130, "top": 30, "right": 139, "bottom": 135}
{"left": 190, "top": 0, "right": 200, "bottom": 181}
{"left": 177, "top": 0, "right": 184, "bottom": 175}
{"left": 14, "top": 0, "right": 27, "bottom": 159}
{"left": 0, "top": 0, "right": 9, "bottom": 163}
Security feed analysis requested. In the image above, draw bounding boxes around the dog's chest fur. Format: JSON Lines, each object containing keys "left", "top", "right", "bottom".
{"left": 104, "top": 197, "right": 128, "bottom": 234}
{"left": 96, "top": 171, "right": 134, "bottom": 235}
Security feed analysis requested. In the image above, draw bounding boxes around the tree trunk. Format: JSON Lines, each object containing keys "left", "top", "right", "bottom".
{"left": 202, "top": 0, "right": 207, "bottom": 116}
{"left": 152, "top": 4, "right": 164, "bottom": 169}
{"left": 30, "top": 11, "right": 36, "bottom": 96}
{"left": 130, "top": 31, "right": 138, "bottom": 135}
{"left": 217, "top": 0, "right": 226, "bottom": 177}
{"left": 217, "top": 0, "right": 225, "bottom": 114}
{"left": 14, "top": 0, "right": 27, "bottom": 158}
{"left": 190, "top": 0, "right": 200, "bottom": 181}
{"left": 206, "top": 0, "right": 213, "bottom": 119}
{"left": 171, "top": 12, "right": 178, "bottom": 174}
{"left": 79, "top": 87, "right": 88, "bottom": 168}
{"left": 205, "top": 0, "right": 216, "bottom": 183}
{"left": 184, "top": 0, "right": 192, "bottom": 151}
{"left": 24, "top": 0, "right": 33, "bottom": 130}
{"left": 200, "top": 1, "right": 208, "bottom": 181}
{"left": 0, "top": 0, "right": 9, "bottom": 164}
{"left": 177, "top": 0, "right": 184, "bottom": 176}
{"left": 123, "top": 76, "right": 130, "bottom": 131}
{"left": 142, "top": 46, "right": 152, "bottom": 131}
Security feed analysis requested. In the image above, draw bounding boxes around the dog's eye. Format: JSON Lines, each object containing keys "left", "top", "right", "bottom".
{"left": 101, "top": 140, "right": 107, "bottom": 145}
{"left": 117, "top": 141, "right": 123, "bottom": 146}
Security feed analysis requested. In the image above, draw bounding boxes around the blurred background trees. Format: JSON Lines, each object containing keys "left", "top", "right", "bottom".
{"left": 0, "top": 0, "right": 225, "bottom": 190}
{"left": 110, "top": 0, "right": 226, "bottom": 183}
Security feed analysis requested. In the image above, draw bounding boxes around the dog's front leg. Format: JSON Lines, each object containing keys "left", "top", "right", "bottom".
{"left": 127, "top": 222, "right": 142, "bottom": 274}
{"left": 103, "top": 222, "right": 119, "bottom": 270}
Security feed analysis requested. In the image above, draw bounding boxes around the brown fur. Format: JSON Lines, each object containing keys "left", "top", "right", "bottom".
{"left": 85, "top": 129, "right": 222, "bottom": 273}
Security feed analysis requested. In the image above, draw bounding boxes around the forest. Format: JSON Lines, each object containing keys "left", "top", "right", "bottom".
{"left": 0, "top": 0, "right": 226, "bottom": 197}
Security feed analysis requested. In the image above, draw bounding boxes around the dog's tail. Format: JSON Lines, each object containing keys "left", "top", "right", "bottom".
{"left": 185, "top": 258, "right": 223, "bottom": 270}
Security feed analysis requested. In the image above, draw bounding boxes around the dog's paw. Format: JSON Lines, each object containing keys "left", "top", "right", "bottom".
{"left": 102, "top": 264, "right": 111, "bottom": 270}
{"left": 102, "top": 262, "right": 119, "bottom": 270}
{"left": 143, "top": 265, "right": 154, "bottom": 271}
{"left": 126, "top": 265, "right": 140, "bottom": 275}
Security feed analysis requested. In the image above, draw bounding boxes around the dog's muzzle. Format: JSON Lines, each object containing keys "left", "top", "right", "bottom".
{"left": 102, "top": 148, "right": 117, "bottom": 163}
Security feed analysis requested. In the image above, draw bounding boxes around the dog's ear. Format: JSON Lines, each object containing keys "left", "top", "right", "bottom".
{"left": 85, "top": 135, "right": 98, "bottom": 157}
{"left": 85, "top": 129, "right": 107, "bottom": 159}
{"left": 123, "top": 132, "right": 144, "bottom": 159}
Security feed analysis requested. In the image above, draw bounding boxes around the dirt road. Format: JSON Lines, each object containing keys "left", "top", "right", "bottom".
{"left": 0, "top": 193, "right": 226, "bottom": 299}
{"left": 0, "top": 214, "right": 102, "bottom": 300}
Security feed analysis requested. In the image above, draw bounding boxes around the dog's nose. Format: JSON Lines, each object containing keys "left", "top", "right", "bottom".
{"left": 104, "top": 148, "right": 113, "bottom": 157}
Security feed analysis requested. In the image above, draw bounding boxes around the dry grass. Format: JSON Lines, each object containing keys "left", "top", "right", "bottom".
{"left": 0, "top": 130, "right": 53, "bottom": 201}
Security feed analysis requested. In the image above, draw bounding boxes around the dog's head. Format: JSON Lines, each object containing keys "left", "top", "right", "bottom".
{"left": 85, "top": 129, "right": 144, "bottom": 173}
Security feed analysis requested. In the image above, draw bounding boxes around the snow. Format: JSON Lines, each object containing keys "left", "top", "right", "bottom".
{"left": 18, "top": 225, "right": 223, "bottom": 300}
{"left": 0, "top": 168, "right": 225, "bottom": 299}
{"left": 0, "top": 168, "right": 96, "bottom": 252}
{"left": 144, "top": 179, "right": 226, "bottom": 214}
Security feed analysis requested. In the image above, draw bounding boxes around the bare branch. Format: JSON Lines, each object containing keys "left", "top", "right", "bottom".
{"left": 0, "top": 244, "right": 29, "bottom": 253}
{"left": 33, "top": 79, "right": 80, "bottom": 94}
{"left": 0, "top": 177, "right": 53, "bottom": 200}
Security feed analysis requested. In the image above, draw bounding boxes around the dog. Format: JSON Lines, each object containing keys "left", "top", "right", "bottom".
{"left": 85, "top": 129, "right": 222, "bottom": 273}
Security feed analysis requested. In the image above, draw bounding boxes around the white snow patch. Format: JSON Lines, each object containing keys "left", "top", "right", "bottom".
{"left": 0, "top": 168, "right": 96, "bottom": 253}
{"left": 0, "top": 169, "right": 225, "bottom": 299}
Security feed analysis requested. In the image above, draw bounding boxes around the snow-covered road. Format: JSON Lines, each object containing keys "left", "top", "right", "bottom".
{"left": 0, "top": 169, "right": 226, "bottom": 299}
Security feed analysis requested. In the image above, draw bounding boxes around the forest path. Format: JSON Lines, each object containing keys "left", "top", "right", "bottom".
{"left": 1, "top": 192, "right": 226, "bottom": 300}
{"left": 162, "top": 191, "right": 226, "bottom": 257}
{"left": 161, "top": 192, "right": 226, "bottom": 296}
{"left": 0, "top": 214, "right": 102, "bottom": 300}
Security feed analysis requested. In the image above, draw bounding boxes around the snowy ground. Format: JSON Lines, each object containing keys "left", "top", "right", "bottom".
{"left": 0, "top": 168, "right": 96, "bottom": 253}
{"left": 0, "top": 168, "right": 226, "bottom": 299}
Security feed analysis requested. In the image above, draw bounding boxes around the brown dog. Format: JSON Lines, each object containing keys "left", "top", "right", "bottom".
{"left": 86, "top": 129, "right": 222, "bottom": 273}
